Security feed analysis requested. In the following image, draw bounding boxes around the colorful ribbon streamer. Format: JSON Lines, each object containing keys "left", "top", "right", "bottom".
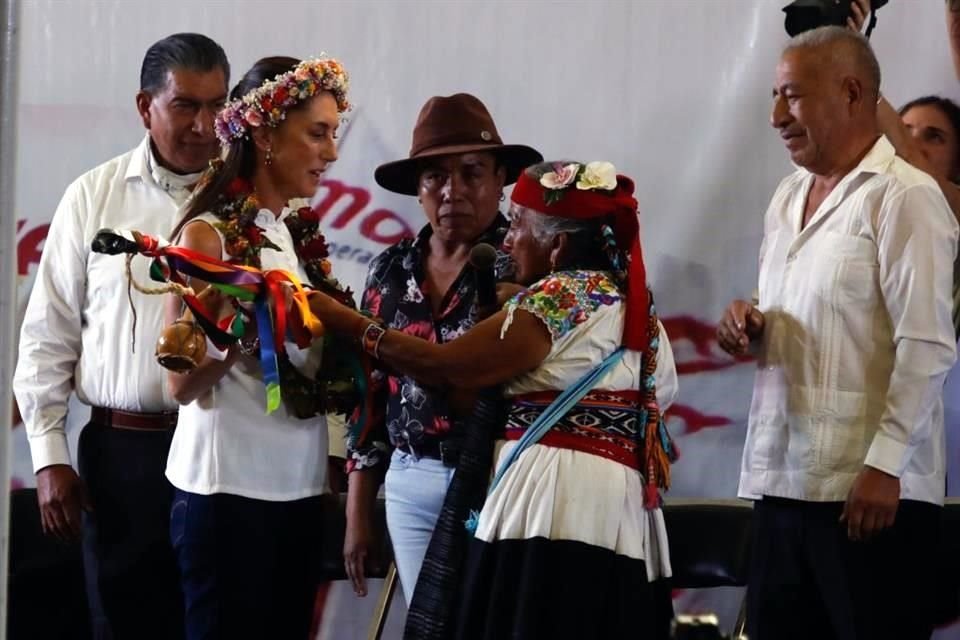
{"left": 93, "top": 228, "right": 325, "bottom": 413}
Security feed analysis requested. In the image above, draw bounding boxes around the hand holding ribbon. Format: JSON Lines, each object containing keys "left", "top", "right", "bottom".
{"left": 92, "top": 227, "right": 326, "bottom": 413}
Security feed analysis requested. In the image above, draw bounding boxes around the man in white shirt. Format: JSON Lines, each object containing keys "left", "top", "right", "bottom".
{"left": 718, "top": 27, "right": 958, "bottom": 640}
{"left": 14, "top": 34, "right": 229, "bottom": 639}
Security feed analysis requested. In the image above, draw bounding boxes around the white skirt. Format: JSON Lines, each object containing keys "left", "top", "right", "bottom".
{"left": 474, "top": 439, "right": 673, "bottom": 582}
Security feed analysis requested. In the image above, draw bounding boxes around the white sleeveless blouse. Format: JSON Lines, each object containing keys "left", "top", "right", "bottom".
{"left": 165, "top": 208, "right": 328, "bottom": 500}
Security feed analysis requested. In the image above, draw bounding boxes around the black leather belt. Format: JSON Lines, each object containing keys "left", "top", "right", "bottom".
{"left": 413, "top": 438, "right": 463, "bottom": 467}
{"left": 91, "top": 406, "right": 178, "bottom": 431}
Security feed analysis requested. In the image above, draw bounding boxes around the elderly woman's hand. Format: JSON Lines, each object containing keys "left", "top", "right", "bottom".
{"left": 303, "top": 288, "right": 367, "bottom": 337}
{"left": 281, "top": 282, "right": 355, "bottom": 337}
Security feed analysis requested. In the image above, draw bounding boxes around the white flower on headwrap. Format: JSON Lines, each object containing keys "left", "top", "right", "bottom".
{"left": 539, "top": 163, "right": 580, "bottom": 190}
{"left": 576, "top": 161, "right": 617, "bottom": 191}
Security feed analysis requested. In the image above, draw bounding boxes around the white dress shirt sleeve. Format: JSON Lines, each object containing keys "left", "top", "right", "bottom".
{"left": 13, "top": 180, "right": 90, "bottom": 471}
{"left": 865, "top": 183, "right": 959, "bottom": 477}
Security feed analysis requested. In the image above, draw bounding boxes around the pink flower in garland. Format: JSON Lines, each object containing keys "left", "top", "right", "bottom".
{"left": 244, "top": 109, "right": 263, "bottom": 127}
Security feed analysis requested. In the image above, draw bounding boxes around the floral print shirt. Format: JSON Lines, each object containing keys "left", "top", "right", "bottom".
{"left": 346, "top": 216, "right": 514, "bottom": 472}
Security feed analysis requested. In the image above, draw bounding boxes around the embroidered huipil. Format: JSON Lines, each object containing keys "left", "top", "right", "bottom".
{"left": 739, "top": 136, "right": 959, "bottom": 506}
{"left": 499, "top": 270, "right": 678, "bottom": 468}
{"left": 346, "top": 217, "right": 513, "bottom": 472}
{"left": 470, "top": 269, "right": 679, "bottom": 581}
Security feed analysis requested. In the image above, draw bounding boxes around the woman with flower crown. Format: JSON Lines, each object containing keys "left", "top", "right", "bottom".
{"left": 302, "top": 160, "right": 679, "bottom": 638}
{"left": 162, "top": 56, "right": 349, "bottom": 639}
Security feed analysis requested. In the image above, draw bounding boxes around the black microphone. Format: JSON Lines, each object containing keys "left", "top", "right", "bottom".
{"left": 469, "top": 242, "right": 498, "bottom": 317}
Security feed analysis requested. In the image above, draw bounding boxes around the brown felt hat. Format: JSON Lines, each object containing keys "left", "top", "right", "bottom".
{"left": 374, "top": 93, "right": 543, "bottom": 196}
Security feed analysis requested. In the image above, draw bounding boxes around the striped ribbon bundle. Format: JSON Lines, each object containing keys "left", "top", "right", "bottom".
{"left": 91, "top": 227, "right": 324, "bottom": 413}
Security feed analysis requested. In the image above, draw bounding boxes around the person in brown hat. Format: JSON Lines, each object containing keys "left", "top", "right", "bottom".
{"left": 341, "top": 93, "right": 541, "bottom": 603}
{"left": 300, "top": 157, "right": 679, "bottom": 637}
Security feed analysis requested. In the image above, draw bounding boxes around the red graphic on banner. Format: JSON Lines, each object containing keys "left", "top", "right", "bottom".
{"left": 17, "top": 220, "right": 48, "bottom": 276}
{"left": 666, "top": 404, "right": 732, "bottom": 434}
{"left": 313, "top": 179, "right": 414, "bottom": 245}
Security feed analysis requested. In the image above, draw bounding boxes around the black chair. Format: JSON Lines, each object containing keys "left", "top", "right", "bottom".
{"left": 8, "top": 488, "right": 92, "bottom": 640}
{"left": 662, "top": 498, "right": 753, "bottom": 637}
{"left": 663, "top": 498, "right": 753, "bottom": 587}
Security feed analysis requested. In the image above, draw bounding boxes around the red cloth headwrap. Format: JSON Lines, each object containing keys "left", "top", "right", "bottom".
{"left": 511, "top": 170, "right": 649, "bottom": 353}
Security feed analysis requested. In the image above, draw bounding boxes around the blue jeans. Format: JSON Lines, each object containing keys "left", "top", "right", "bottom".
{"left": 384, "top": 449, "right": 456, "bottom": 603}
{"left": 170, "top": 489, "right": 324, "bottom": 640}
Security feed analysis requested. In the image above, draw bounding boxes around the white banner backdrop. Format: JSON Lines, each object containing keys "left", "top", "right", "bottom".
{"left": 8, "top": 0, "right": 960, "bottom": 637}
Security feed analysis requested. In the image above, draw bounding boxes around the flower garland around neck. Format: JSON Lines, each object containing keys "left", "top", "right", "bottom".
{"left": 186, "top": 165, "right": 363, "bottom": 419}
{"left": 199, "top": 165, "right": 353, "bottom": 306}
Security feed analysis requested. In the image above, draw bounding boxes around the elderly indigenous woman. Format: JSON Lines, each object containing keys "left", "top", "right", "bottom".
{"left": 343, "top": 93, "right": 542, "bottom": 603}
{"left": 306, "top": 160, "right": 679, "bottom": 638}
{"left": 163, "top": 56, "right": 348, "bottom": 639}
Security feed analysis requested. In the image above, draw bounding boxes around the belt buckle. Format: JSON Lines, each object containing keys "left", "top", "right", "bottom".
{"left": 162, "top": 411, "right": 179, "bottom": 429}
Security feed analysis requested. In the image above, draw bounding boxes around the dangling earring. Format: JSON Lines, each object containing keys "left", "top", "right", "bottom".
{"left": 499, "top": 191, "right": 505, "bottom": 202}
{"left": 265, "top": 146, "right": 273, "bottom": 166}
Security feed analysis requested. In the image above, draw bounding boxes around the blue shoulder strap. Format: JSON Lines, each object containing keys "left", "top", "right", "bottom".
{"left": 466, "top": 346, "right": 626, "bottom": 533}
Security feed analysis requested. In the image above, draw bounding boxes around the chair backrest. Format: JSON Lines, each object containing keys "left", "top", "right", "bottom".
{"left": 663, "top": 499, "right": 753, "bottom": 589}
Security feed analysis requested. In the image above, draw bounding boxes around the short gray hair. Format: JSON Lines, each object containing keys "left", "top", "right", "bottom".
{"left": 784, "top": 25, "right": 881, "bottom": 102}
{"left": 512, "top": 204, "right": 593, "bottom": 247}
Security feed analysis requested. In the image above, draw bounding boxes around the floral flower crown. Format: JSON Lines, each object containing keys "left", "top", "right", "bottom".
{"left": 214, "top": 57, "right": 350, "bottom": 145}
{"left": 536, "top": 161, "right": 618, "bottom": 205}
